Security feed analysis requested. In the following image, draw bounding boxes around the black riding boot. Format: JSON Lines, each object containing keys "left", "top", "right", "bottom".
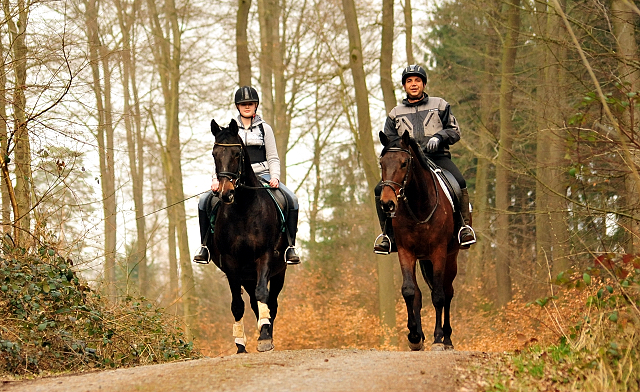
{"left": 373, "top": 196, "right": 395, "bottom": 254}
{"left": 193, "top": 206, "right": 211, "bottom": 263}
{"left": 459, "top": 188, "right": 477, "bottom": 249}
{"left": 285, "top": 208, "right": 301, "bottom": 265}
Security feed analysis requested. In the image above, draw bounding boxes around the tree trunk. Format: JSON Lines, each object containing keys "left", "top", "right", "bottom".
{"left": 342, "top": 0, "right": 396, "bottom": 345}
{"left": 495, "top": 0, "right": 520, "bottom": 307}
{"left": 612, "top": 0, "right": 640, "bottom": 254}
{"left": 257, "top": 0, "right": 275, "bottom": 125}
{"left": 4, "top": 0, "right": 30, "bottom": 246}
{"left": 236, "top": 0, "right": 252, "bottom": 86}
{"left": 146, "top": 0, "right": 197, "bottom": 339}
{"left": 116, "top": 0, "right": 148, "bottom": 295}
{"left": 0, "top": 31, "right": 10, "bottom": 231}
{"left": 380, "top": 0, "right": 396, "bottom": 113}
{"left": 403, "top": 0, "right": 414, "bottom": 65}
{"left": 85, "top": 0, "right": 117, "bottom": 300}
{"left": 467, "top": 33, "right": 496, "bottom": 285}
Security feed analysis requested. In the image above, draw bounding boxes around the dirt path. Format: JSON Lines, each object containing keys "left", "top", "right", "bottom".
{"left": 0, "top": 349, "right": 496, "bottom": 392}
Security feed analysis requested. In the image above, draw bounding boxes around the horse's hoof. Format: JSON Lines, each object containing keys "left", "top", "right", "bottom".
{"left": 257, "top": 339, "right": 274, "bottom": 352}
{"left": 444, "top": 343, "right": 454, "bottom": 351}
{"left": 236, "top": 343, "right": 247, "bottom": 354}
{"left": 408, "top": 339, "right": 424, "bottom": 351}
{"left": 431, "top": 343, "right": 446, "bottom": 351}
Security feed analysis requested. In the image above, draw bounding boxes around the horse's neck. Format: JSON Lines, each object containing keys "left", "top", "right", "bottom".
{"left": 407, "top": 160, "right": 437, "bottom": 209}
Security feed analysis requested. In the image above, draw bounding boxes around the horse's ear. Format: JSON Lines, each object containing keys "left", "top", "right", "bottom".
{"left": 229, "top": 120, "right": 239, "bottom": 136}
{"left": 211, "top": 119, "right": 220, "bottom": 137}
{"left": 401, "top": 129, "right": 412, "bottom": 146}
{"left": 379, "top": 131, "right": 389, "bottom": 146}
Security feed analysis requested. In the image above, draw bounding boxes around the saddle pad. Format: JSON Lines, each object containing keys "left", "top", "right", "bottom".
{"left": 432, "top": 168, "right": 455, "bottom": 211}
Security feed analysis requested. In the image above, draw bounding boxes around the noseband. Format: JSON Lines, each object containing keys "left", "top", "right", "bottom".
{"left": 214, "top": 142, "right": 244, "bottom": 186}
{"left": 380, "top": 146, "right": 439, "bottom": 224}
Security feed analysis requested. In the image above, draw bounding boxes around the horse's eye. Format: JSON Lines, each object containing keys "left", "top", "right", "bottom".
{"left": 401, "top": 161, "right": 408, "bottom": 168}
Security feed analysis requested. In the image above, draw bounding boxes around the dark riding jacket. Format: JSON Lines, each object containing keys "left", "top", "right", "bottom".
{"left": 383, "top": 93, "right": 460, "bottom": 158}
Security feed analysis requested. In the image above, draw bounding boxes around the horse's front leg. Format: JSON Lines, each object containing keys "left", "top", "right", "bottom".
{"left": 254, "top": 254, "right": 274, "bottom": 352}
{"left": 228, "top": 277, "right": 247, "bottom": 354}
{"left": 398, "top": 248, "right": 424, "bottom": 351}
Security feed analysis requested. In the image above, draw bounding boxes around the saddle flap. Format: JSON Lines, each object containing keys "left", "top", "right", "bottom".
{"left": 430, "top": 167, "right": 461, "bottom": 209}
{"left": 258, "top": 177, "right": 288, "bottom": 220}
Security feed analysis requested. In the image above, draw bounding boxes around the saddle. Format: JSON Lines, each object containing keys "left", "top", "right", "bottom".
{"left": 208, "top": 177, "right": 289, "bottom": 234}
{"left": 427, "top": 161, "right": 462, "bottom": 211}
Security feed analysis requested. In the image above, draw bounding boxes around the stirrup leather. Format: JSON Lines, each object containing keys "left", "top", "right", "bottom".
{"left": 193, "top": 245, "right": 211, "bottom": 264}
{"left": 373, "top": 233, "right": 392, "bottom": 255}
{"left": 458, "top": 225, "right": 477, "bottom": 247}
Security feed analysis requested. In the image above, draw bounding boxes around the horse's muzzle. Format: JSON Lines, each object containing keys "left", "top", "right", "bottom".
{"left": 381, "top": 199, "right": 397, "bottom": 216}
{"left": 221, "top": 189, "right": 235, "bottom": 204}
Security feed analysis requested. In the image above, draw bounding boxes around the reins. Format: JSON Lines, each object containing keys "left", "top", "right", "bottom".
{"left": 381, "top": 147, "right": 440, "bottom": 224}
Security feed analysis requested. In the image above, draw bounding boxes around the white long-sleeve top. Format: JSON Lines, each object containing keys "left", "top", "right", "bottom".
{"left": 211, "top": 114, "right": 281, "bottom": 181}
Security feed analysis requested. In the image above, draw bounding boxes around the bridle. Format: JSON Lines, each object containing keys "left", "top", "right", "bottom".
{"left": 213, "top": 141, "right": 276, "bottom": 191}
{"left": 214, "top": 142, "right": 244, "bottom": 187}
{"left": 379, "top": 147, "right": 440, "bottom": 224}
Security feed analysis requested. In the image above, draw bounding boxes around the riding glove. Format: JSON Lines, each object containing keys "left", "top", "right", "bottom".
{"left": 426, "top": 136, "right": 440, "bottom": 152}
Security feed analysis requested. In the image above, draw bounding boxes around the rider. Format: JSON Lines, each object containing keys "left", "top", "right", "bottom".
{"left": 193, "top": 86, "right": 301, "bottom": 265}
{"left": 373, "top": 64, "right": 476, "bottom": 254}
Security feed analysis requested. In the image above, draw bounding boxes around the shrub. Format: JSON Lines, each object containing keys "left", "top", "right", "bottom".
{"left": 0, "top": 244, "right": 197, "bottom": 376}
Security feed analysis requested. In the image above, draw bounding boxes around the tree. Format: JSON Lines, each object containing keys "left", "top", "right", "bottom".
{"left": 145, "top": 0, "right": 198, "bottom": 339}
{"left": 495, "top": 0, "right": 520, "bottom": 306}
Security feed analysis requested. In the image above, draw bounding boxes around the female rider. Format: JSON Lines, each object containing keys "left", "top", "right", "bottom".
{"left": 193, "top": 86, "right": 300, "bottom": 264}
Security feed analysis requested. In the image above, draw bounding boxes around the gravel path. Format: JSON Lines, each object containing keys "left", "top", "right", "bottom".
{"left": 0, "top": 349, "right": 495, "bottom": 392}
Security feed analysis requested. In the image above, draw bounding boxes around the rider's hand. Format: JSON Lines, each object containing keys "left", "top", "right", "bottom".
{"left": 211, "top": 178, "right": 220, "bottom": 192}
{"left": 426, "top": 136, "right": 440, "bottom": 152}
{"left": 269, "top": 178, "right": 279, "bottom": 188}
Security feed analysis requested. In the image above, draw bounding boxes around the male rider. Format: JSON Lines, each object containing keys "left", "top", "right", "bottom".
{"left": 373, "top": 64, "right": 476, "bottom": 254}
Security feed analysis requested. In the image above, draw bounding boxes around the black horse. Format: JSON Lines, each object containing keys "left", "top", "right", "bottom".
{"left": 208, "top": 119, "right": 288, "bottom": 353}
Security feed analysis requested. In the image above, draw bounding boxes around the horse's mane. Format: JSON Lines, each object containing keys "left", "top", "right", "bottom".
{"left": 381, "top": 133, "right": 433, "bottom": 171}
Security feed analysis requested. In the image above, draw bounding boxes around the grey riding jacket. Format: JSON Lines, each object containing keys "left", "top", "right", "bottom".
{"left": 383, "top": 93, "right": 460, "bottom": 158}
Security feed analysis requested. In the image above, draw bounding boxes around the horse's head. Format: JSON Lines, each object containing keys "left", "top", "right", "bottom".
{"left": 378, "top": 131, "right": 414, "bottom": 216}
{"left": 211, "top": 119, "right": 247, "bottom": 204}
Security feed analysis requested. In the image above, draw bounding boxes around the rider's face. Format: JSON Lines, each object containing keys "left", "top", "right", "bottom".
{"left": 403, "top": 76, "right": 425, "bottom": 100}
{"left": 237, "top": 102, "right": 257, "bottom": 118}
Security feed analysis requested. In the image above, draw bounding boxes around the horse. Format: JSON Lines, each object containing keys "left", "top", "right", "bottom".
{"left": 378, "top": 130, "right": 459, "bottom": 351}
{"left": 207, "top": 119, "right": 289, "bottom": 353}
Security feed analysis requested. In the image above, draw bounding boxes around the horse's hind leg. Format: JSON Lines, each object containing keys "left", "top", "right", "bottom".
{"left": 443, "top": 253, "right": 458, "bottom": 350}
{"left": 229, "top": 278, "right": 247, "bottom": 354}
{"left": 429, "top": 251, "right": 449, "bottom": 351}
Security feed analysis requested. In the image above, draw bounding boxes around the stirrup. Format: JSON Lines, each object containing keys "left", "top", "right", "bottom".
{"left": 193, "top": 245, "right": 211, "bottom": 264}
{"left": 458, "top": 225, "right": 477, "bottom": 247}
{"left": 285, "top": 246, "right": 301, "bottom": 265}
{"left": 373, "top": 233, "right": 392, "bottom": 255}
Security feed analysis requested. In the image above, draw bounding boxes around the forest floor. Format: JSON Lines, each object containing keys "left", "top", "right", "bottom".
{"left": 0, "top": 348, "right": 500, "bottom": 392}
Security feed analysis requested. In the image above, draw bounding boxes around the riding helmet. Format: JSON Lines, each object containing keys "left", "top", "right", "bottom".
{"left": 234, "top": 86, "right": 260, "bottom": 106}
{"left": 401, "top": 64, "right": 427, "bottom": 85}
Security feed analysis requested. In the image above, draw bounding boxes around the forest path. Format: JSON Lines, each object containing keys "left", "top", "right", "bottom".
{"left": 1, "top": 349, "right": 496, "bottom": 392}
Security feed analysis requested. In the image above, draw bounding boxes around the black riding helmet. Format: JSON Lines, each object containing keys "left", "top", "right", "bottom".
{"left": 401, "top": 65, "right": 427, "bottom": 85}
{"left": 234, "top": 86, "right": 260, "bottom": 107}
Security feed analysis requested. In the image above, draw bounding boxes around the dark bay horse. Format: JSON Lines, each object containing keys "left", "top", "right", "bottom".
{"left": 378, "top": 130, "right": 459, "bottom": 351}
{"left": 208, "top": 119, "right": 288, "bottom": 353}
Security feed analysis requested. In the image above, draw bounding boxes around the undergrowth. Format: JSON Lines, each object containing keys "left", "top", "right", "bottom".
{"left": 0, "top": 244, "right": 197, "bottom": 376}
{"left": 484, "top": 255, "right": 640, "bottom": 391}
